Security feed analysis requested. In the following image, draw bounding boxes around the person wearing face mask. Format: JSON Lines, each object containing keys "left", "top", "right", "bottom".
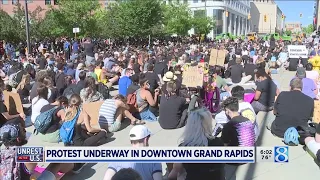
{"left": 135, "top": 74, "right": 159, "bottom": 121}
{"left": 221, "top": 97, "right": 255, "bottom": 147}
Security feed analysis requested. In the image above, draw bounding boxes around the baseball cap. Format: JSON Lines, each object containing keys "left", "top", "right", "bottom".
{"left": 0, "top": 124, "right": 19, "bottom": 142}
{"left": 129, "top": 125, "right": 151, "bottom": 141}
{"left": 296, "top": 67, "right": 306, "bottom": 78}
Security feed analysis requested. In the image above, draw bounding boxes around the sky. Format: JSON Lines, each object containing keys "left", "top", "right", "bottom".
{"left": 275, "top": 0, "right": 314, "bottom": 27}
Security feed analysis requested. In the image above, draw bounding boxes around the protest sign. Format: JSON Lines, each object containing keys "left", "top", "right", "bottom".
{"left": 287, "top": 45, "right": 308, "bottom": 58}
{"left": 209, "top": 49, "right": 226, "bottom": 66}
{"left": 182, "top": 66, "right": 204, "bottom": 87}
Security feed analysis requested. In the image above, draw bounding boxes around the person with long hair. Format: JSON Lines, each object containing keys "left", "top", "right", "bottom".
{"left": 43, "top": 77, "right": 58, "bottom": 103}
{"left": 252, "top": 68, "right": 279, "bottom": 114}
{"left": 31, "top": 83, "right": 49, "bottom": 124}
{"left": 135, "top": 74, "right": 158, "bottom": 121}
{"left": 168, "top": 108, "right": 225, "bottom": 180}
{"left": 16, "top": 74, "right": 32, "bottom": 103}
{"left": 80, "top": 76, "right": 104, "bottom": 103}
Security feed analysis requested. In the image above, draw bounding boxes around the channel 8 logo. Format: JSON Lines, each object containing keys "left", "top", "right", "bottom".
{"left": 274, "top": 146, "right": 289, "bottom": 163}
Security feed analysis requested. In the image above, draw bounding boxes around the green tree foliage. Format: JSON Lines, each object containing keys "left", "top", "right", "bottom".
{"left": 284, "top": 30, "right": 292, "bottom": 36}
{"left": 302, "top": 24, "right": 314, "bottom": 35}
{"left": 162, "top": 3, "right": 193, "bottom": 36}
{"left": 193, "top": 16, "right": 215, "bottom": 36}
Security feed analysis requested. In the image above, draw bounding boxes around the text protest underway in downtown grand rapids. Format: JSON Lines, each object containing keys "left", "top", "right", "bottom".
{"left": 0, "top": 0, "right": 320, "bottom": 180}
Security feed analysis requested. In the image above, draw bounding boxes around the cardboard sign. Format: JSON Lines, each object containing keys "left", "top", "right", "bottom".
{"left": 182, "top": 66, "right": 204, "bottom": 87}
{"left": 209, "top": 49, "right": 226, "bottom": 66}
{"left": 73, "top": 27, "right": 80, "bottom": 33}
{"left": 3, "top": 91, "right": 24, "bottom": 114}
{"left": 313, "top": 100, "right": 320, "bottom": 123}
{"left": 287, "top": 45, "right": 308, "bottom": 58}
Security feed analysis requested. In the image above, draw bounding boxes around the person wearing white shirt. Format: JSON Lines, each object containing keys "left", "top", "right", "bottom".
{"left": 31, "top": 84, "right": 49, "bottom": 124}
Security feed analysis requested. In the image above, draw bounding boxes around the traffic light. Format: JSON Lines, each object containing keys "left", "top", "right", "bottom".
{"left": 248, "top": 14, "right": 251, "bottom": 19}
{"left": 282, "top": 14, "right": 285, "bottom": 19}
{"left": 300, "top": 13, "right": 302, "bottom": 18}
{"left": 225, "top": 11, "right": 229, "bottom": 17}
{"left": 264, "top": 15, "right": 267, "bottom": 22}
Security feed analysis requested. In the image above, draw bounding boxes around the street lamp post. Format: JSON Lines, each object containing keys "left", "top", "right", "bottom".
{"left": 24, "top": 0, "right": 31, "bottom": 56}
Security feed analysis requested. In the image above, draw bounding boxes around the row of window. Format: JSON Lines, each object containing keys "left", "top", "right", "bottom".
{"left": 166, "top": 0, "right": 223, "bottom": 4}
{"left": 1, "top": 0, "right": 58, "bottom": 5}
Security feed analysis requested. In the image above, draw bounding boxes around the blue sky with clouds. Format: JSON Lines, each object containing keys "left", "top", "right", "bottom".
{"left": 275, "top": 0, "right": 314, "bottom": 27}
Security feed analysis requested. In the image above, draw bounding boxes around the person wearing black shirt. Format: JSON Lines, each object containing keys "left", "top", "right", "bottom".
{"left": 75, "top": 71, "right": 86, "bottom": 94}
{"left": 55, "top": 63, "right": 67, "bottom": 96}
{"left": 154, "top": 57, "right": 168, "bottom": 82}
{"left": 270, "top": 78, "right": 314, "bottom": 137}
{"left": 144, "top": 64, "right": 159, "bottom": 92}
{"left": 84, "top": 38, "right": 95, "bottom": 66}
{"left": 228, "top": 58, "right": 252, "bottom": 84}
{"left": 158, "top": 82, "right": 187, "bottom": 129}
{"left": 252, "top": 69, "right": 279, "bottom": 114}
{"left": 244, "top": 58, "right": 256, "bottom": 81}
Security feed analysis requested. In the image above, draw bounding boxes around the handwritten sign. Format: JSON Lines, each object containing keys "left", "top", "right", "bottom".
{"left": 182, "top": 66, "right": 204, "bottom": 88}
{"left": 287, "top": 45, "right": 308, "bottom": 58}
{"left": 209, "top": 49, "right": 226, "bottom": 66}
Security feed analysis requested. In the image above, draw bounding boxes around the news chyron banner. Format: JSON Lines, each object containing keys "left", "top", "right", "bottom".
{"left": 17, "top": 147, "right": 255, "bottom": 163}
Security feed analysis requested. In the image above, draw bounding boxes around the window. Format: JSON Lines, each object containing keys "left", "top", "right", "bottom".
{"left": 27, "top": 0, "right": 33, "bottom": 3}
{"left": 2, "top": 0, "right": 8, "bottom": 4}
{"left": 201, "top": 0, "right": 206, "bottom": 2}
{"left": 184, "top": 0, "right": 187, "bottom": 3}
{"left": 53, "top": 0, "right": 59, "bottom": 5}
{"left": 12, "top": 0, "right": 18, "bottom": 4}
{"left": 45, "top": 0, "right": 51, "bottom": 5}
{"left": 193, "top": 0, "right": 198, "bottom": 3}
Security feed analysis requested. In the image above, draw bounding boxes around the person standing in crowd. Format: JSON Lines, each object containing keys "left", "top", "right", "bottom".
{"left": 104, "top": 125, "right": 162, "bottom": 180}
{"left": 269, "top": 78, "right": 314, "bottom": 138}
{"left": 84, "top": 38, "right": 95, "bottom": 67}
{"left": 55, "top": 63, "right": 67, "bottom": 96}
{"left": 64, "top": 38, "right": 71, "bottom": 61}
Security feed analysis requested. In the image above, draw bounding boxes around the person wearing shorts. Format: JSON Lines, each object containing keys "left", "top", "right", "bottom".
{"left": 305, "top": 123, "right": 320, "bottom": 160}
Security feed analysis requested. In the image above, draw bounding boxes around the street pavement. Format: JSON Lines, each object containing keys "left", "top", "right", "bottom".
{"left": 25, "top": 70, "right": 320, "bottom": 180}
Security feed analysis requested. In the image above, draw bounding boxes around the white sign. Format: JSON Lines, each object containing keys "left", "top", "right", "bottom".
{"left": 73, "top": 28, "right": 80, "bottom": 33}
{"left": 287, "top": 45, "right": 308, "bottom": 58}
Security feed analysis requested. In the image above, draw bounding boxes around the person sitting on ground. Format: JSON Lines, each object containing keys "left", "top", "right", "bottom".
{"left": 228, "top": 57, "right": 252, "bottom": 84}
{"left": 16, "top": 74, "right": 32, "bottom": 103}
{"left": 80, "top": 76, "right": 104, "bottom": 103}
{"left": 38, "top": 96, "right": 68, "bottom": 143}
{"left": 111, "top": 168, "right": 142, "bottom": 180}
{"left": 135, "top": 74, "right": 158, "bottom": 121}
{"left": 295, "top": 67, "right": 317, "bottom": 99}
{"left": 63, "top": 75, "right": 77, "bottom": 99}
{"left": 126, "top": 74, "right": 140, "bottom": 96}
{"left": 221, "top": 97, "right": 255, "bottom": 147}
{"left": 305, "top": 63, "right": 319, "bottom": 84}
{"left": 104, "top": 125, "right": 162, "bottom": 180}
{"left": 244, "top": 58, "right": 256, "bottom": 81}
{"left": 251, "top": 68, "right": 279, "bottom": 114}
{"left": 204, "top": 67, "right": 231, "bottom": 100}
{"left": 55, "top": 63, "right": 67, "bottom": 96}
{"left": 168, "top": 108, "right": 225, "bottom": 180}
{"left": 31, "top": 84, "right": 49, "bottom": 125}
{"left": 158, "top": 81, "right": 188, "bottom": 130}
{"left": 94, "top": 94, "right": 145, "bottom": 133}
{"left": 75, "top": 71, "right": 86, "bottom": 94}
{"left": 144, "top": 63, "right": 160, "bottom": 93}
{"left": 269, "top": 78, "right": 314, "bottom": 138}
{"left": 214, "top": 86, "right": 258, "bottom": 140}
{"left": 43, "top": 77, "right": 58, "bottom": 103}
{"left": 30, "top": 70, "right": 48, "bottom": 101}
{"left": 0, "top": 122, "right": 74, "bottom": 180}
{"left": 118, "top": 68, "right": 133, "bottom": 96}
{"left": 305, "top": 123, "right": 320, "bottom": 163}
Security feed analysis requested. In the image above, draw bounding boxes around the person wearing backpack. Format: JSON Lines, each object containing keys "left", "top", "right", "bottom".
{"left": 0, "top": 122, "right": 75, "bottom": 180}
{"left": 31, "top": 84, "right": 49, "bottom": 124}
{"left": 37, "top": 96, "right": 68, "bottom": 143}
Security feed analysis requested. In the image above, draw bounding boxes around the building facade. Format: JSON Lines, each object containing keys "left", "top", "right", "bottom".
{"left": 285, "top": 22, "right": 302, "bottom": 33}
{"left": 165, "top": 0, "right": 250, "bottom": 38}
{"left": 315, "top": 0, "right": 320, "bottom": 31}
{"left": 250, "top": 0, "right": 285, "bottom": 35}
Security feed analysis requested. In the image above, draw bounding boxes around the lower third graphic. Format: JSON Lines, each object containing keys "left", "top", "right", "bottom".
{"left": 274, "top": 146, "right": 288, "bottom": 163}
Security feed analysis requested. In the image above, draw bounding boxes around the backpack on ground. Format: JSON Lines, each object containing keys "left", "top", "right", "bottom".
{"left": 97, "top": 83, "right": 110, "bottom": 99}
{"left": 8, "top": 70, "right": 21, "bottom": 88}
{"left": 59, "top": 109, "right": 81, "bottom": 145}
{"left": 127, "top": 92, "right": 138, "bottom": 113}
{"left": 33, "top": 107, "right": 58, "bottom": 135}
{"left": 0, "top": 147, "right": 21, "bottom": 180}
{"left": 283, "top": 127, "right": 300, "bottom": 146}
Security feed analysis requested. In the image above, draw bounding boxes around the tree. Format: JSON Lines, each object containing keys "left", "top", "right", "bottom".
{"left": 0, "top": 10, "right": 20, "bottom": 43}
{"left": 192, "top": 16, "right": 215, "bottom": 37}
{"left": 162, "top": 3, "right": 193, "bottom": 36}
{"left": 302, "top": 24, "right": 314, "bottom": 35}
{"left": 109, "top": 0, "right": 163, "bottom": 38}
{"left": 284, "top": 30, "right": 292, "bottom": 36}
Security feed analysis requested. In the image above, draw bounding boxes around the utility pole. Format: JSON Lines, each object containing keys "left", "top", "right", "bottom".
{"left": 269, "top": 14, "right": 272, "bottom": 33}
{"left": 24, "top": 0, "right": 31, "bottom": 56}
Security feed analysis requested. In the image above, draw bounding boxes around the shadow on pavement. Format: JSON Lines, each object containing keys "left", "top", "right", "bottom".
{"left": 62, "top": 163, "right": 97, "bottom": 180}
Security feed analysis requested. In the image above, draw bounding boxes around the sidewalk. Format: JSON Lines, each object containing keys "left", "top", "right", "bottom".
{"left": 25, "top": 71, "right": 320, "bottom": 180}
